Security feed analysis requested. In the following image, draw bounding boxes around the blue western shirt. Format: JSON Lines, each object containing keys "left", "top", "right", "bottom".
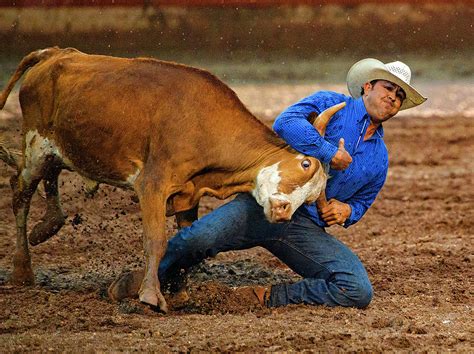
{"left": 273, "top": 90, "right": 388, "bottom": 228}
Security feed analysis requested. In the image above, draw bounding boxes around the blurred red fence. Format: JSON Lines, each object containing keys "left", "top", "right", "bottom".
{"left": 0, "top": 0, "right": 464, "bottom": 7}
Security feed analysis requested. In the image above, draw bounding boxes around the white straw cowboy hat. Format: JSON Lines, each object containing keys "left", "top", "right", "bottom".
{"left": 347, "top": 58, "right": 427, "bottom": 110}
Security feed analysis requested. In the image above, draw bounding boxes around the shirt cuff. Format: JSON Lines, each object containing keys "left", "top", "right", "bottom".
{"left": 317, "top": 140, "right": 339, "bottom": 164}
{"left": 343, "top": 203, "right": 356, "bottom": 228}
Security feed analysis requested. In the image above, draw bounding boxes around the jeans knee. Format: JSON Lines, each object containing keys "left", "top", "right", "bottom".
{"left": 332, "top": 277, "right": 373, "bottom": 308}
{"left": 350, "top": 281, "right": 373, "bottom": 308}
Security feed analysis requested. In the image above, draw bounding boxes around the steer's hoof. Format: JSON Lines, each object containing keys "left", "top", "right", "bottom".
{"left": 157, "top": 291, "right": 169, "bottom": 314}
{"left": 139, "top": 288, "right": 169, "bottom": 313}
{"left": 108, "top": 270, "right": 144, "bottom": 302}
{"left": 139, "top": 288, "right": 158, "bottom": 306}
{"left": 139, "top": 289, "right": 169, "bottom": 314}
{"left": 11, "top": 255, "right": 35, "bottom": 286}
{"left": 10, "top": 267, "right": 35, "bottom": 286}
{"left": 29, "top": 215, "right": 66, "bottom": 246}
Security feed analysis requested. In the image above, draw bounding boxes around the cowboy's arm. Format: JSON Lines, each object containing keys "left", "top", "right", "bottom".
{"left": 273, "top": 93, "right": 339, "bottom": 164}
{"left": 330, "top": 169, "right": 387, "bottom": 227}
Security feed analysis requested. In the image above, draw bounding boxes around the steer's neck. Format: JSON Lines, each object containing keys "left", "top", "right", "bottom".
{"left": 177, "top": 110, "right": 299, "bottom": 205}
{"left": 220, "top": 127, "right": 290, "bottom": 173}
{"left": 193, "top": 145, "right": 292, "bottom": 201}
{"left": 210, "top": 128, "right": 294, "bottom": 188}
{"left": 183, "top": 108, "right": 297, "bottom": 198}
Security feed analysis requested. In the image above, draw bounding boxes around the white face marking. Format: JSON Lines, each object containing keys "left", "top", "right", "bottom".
{"left": 284, "top": 165, "right": 327, "bottom": 211}
{"left": 252, "top": 160, "right": 328, "bottom": 222}
{"left": 252, "top": 162, "right": 281, "bottom": 217}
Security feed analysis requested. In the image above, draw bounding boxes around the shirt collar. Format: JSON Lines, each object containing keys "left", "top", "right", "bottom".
{"left": 353, "top": 97, "right": 385, "bottom": 139}
{"left": 376, "top": 124, "right": 384, "bottom": 138}
{"left": 353, "top": 97, "right": 368, "bottom": 123}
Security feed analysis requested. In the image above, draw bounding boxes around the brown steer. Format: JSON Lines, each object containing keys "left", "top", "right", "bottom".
{"left": 0, "top": 47, "right": 344, "bottom": 312}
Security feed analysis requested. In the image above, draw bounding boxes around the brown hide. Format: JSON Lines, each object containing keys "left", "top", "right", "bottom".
{"left": 1, "top": 47, "right": 333, "bottom": 310}
{"left": 17, "top": 48, "right": 292, "bottom": 214}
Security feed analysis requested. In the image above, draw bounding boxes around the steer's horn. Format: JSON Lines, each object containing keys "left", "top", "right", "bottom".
{"left": 312, "top": 102, "right": 346, "bottom": 208}
{"left": 316, "top": 190, "right": 329, "bottom": 209}
{"left": 313, "top": 102, "right": 346, "bottom": 137}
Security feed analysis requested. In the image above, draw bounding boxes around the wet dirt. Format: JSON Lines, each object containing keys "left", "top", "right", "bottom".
{"left": 0, "top": 84, "right": 472, "bottom": 351}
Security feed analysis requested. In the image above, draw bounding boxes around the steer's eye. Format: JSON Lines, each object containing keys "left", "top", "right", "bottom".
{"left": 301, "top": 159, "right": 311, "bottom": 170}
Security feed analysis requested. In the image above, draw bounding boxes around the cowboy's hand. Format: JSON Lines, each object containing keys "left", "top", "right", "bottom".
{"left": 330, "top": 138, "right": 352, "bottom": 170}
{"left": 319, "top": 198, "right": 352, "bottom": 226}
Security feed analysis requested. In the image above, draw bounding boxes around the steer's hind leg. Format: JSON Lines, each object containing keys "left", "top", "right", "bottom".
{"left": 29, "top": 166, "right": 66, "bottom": 246}
{"left": 10, "top": 161, "right": 47, "bottom": 285}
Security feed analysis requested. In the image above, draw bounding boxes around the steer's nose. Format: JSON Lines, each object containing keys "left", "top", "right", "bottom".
{"left": 269, "top": 197, "right": 292, "bottom": 222}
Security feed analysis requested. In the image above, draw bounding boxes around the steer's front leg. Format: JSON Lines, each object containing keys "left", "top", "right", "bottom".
{"left": 137, "top": 192, "right": 168, "bottom": 313}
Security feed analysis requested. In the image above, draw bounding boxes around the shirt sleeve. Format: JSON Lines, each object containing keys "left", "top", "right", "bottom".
{"left": 343, "top": 168, "right": 388, "bottom": 227}
{"left": 272, "top": 92, "right": 340, "bottom": 164}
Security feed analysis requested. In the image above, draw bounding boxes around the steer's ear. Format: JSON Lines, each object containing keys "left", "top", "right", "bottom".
{"left": 313, "top": 102, "right": 346, "bottom": 137}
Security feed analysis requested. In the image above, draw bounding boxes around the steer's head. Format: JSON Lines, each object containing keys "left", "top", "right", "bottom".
{"left": 252, "top": 102, "right": 346, "bottom": 223}
{"left": 252, "top": 155, "right": 327, "bottom": 222}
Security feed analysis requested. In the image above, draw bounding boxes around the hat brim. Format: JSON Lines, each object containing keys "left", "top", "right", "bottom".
{"left": 347, "top": 58, "right": 427, "bottom": 110}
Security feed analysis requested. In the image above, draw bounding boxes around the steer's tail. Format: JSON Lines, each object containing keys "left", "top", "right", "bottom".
{"left": 0, "top": 47, "right": 61, "bottom": 110}
{"left": 0, "top": 47, "right": 62, "bottom": 169}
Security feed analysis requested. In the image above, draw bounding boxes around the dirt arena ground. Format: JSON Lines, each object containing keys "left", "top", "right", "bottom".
{"left": 0, "top": 81, "right": 472, "bottom": 351}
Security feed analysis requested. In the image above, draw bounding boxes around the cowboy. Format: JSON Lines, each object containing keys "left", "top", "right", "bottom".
{"left": 109, "top": 58, "right": 427, "bottom": 308}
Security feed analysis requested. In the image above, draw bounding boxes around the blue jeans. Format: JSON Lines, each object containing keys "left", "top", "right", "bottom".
{"left": 158, "top": 194, "right": 373, "bottom": 308}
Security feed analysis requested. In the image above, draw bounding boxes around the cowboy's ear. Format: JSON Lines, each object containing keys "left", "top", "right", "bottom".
{"left": 363, "top": 81, "right": 373, "bottom": 96}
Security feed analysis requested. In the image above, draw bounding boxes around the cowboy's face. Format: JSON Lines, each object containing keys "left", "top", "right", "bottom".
{"left": 363, "top": 80, "right": 406, "bottom": 124}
